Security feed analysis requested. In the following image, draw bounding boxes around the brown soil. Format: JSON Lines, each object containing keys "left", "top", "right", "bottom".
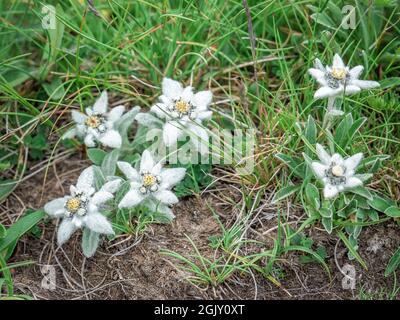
{"left": 3, "top": 153, "right": 400, "bottom": 300}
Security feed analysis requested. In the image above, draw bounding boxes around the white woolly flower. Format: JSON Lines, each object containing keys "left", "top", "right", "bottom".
{"left": 135, "top": 78, "right": 213, "bottom": 155}
{"left": 44, "top": 166, "right": 120, "bottom": 245}
{"left": 65, "top": 91, "right": 125, "bottom": 149}
{"left": 311, "top": 144, "right": 363, "bottom": 199}
{"left": 117, "top": 150, "right": 186, "bottom": 219}
{"left": 308, "top": 53, "right": 379, "bottom": 99}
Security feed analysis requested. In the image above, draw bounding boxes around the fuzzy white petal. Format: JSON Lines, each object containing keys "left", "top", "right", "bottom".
{"left": 163, "top": 121, "right": 183, "bottom": 147}
{"left": 314, "top": 58, "right": 325, "bottom": 71}
{"left": 150, "top": 103, "right": 169, "bottom": 119}
{"left": 350, "top": 79, "right": 380, "bottom": 89}
{"left": 349, "top": 65, "right": 364, "bottom": 79}
{"left": 324, "top": 184, "right": 339, "bottom": 199}
{"left": 311, "top": 162, "right": 328, "bottom": 179}
{"left": 44, "top": 197, "right": 67, "bottom": 218}
{"left": 93, "top": 91, "right": 108, "bottom": 114}
{"left": 308, "top": 68, "right": 327, "bottom": 86}
{"left": 316, "top": 144, "right": 331, "bottom": 165}
{"left": 162, "top": 78, "right": 183, "bottom": 100}
{"left": 91, "top": 191, "right": 113, "bottom": 206}
{"left": 72, "top": 110, "right": 87, "bottom": 124}
{"left": 108, "top": 105, "right": 125, "bottom": 122}
{"left": 62, "top": 128, "right": 78, "bottom": 140}
{"left": 84, "top": 134, "right": 96, "bottom": 147}
{"left": 117, "top": 161, "right": 140, "bottom": 181}
{"left": 57, "top": 219, "right": 78, "bottom": 245}
{"left": 118, "top": 189, "right": 145, "bottom": 208}
{"left": 99, "top": 130, "right": 122, "bottom": 149}
{"left": 160, "top": 168, "right": 186, "bottom": 189}
{"left": 193, "top": 90, "right": 212, "bottom": 111}
{"left": 344, "top": 85, "right": 361, "bottom": 95}
{"left": 181, "top": 86, "right": 194, "bottom": 102}
{"left": 140, "top": 150, "right": 156, "bottom": 173}
{"left": 345, "top": 177, "right": 363, "bottom": 189}
{"left": 100, "top": 179, "right": 122, "bottom": 193}
{"left": 344, "top": 153, "right": 363, "bottom": 172}
{"left": 197, "top": 110, "right": 213, "bottom": 121}
{"left": 332, "top": 54, "right": 345, "bottom": 69}
{"left": 331, "top": 153, "right": 344, "bottom": 166}
{"left": 314, "top": 86, "right": 341, "bottom": 99}
{"left": 76, "top": 167, "right": 94, "bottom": 190}
{"left": 84, "top": 213, "right": 114, "bottom": 235}
{"left": 154, "top": 190, "right": 179, "bottom": 205}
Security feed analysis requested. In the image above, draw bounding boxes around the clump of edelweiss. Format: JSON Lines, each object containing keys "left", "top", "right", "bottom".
{"left": 308, "top": 53, "right": 380, "bottom": 99}
{"left": 44, "top": 166, "right": 120, "bottom": 246}
{"left": 117, "top": 150, "right": 186, "bottom": 220}
{"left": 135, "top": 78, "right": 213, "bottom": 155}
{"left": 311, "top": 144, "right": 364, "bottom": 199}
{"left": 64, "top": 91, "right": 125, "bottom": 149}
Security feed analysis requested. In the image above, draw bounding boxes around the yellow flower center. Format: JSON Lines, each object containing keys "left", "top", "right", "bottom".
{"left": 66, "top": 198, "right": 81, "bottom": 212}
{"left": 331, "top": 68, "right": 346, "bottom": 80}
{"left": 331, "top": 165, "right": 344, "bottom": 177}
{"left": 142, "top": 174, "right": 157, "bottom": 187}
{"left": 85, "top": 116, "right": 101, "bottom": 128}
{"left": 175, "top": 100, "right": 190, "bottom": 114}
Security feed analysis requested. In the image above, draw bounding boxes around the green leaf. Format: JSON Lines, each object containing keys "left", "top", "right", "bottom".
{"left": 0, "top": 210, "right": 45, "bottom": 253}
{"left": 87, "top": 148, "right": 107, "bottom": 166}
{"left": 275, "top": 154, "right": 305, "bottom": 178}
{"left": 0, "top": 180, "right": 19, "bottom": 202}
{"left": 385, "top": 247, "right": 400, "bottom": 276}
{"left": 379, "top": 77, "right": 400, "bottom": 89}
{"left": 367, "top": 195, "right": 392, "bottom": 213}
{"left": 304, "top": 115, "right": 317, "bottom": 154}
{"left": 338, "top": 230, "right": 367, "bottom": 270}
{"left": 0, "top": 224, "right": 6, "bottom": 239}
{"left": 283, "top": 245, "right": 331, "bottom": 280}
{"left": 101, "top": 149, "right": 120, "bottom": 177}
{"left": 349, "top": 186, "right": 373, "bottom": 200}
{"left": 343, "top": 117, "right": 367, "bottom": 149}
{"left": 42, "top": 77, "right": 65, "bottom": 101}
{"left": 334, "top": 113, "right": 353, "bottom": 148}
{"left": 321, "top": 217, "right": 333, "bottom": 234}
{"left": 82, "top": 228, "right": 100, "bottom": 258}
{"left": 384, "top": 206, "right": 400, "bottom": 218}
{"left": 305, "top": 183, "right": 320, "bottom": 209}
{"left": 271, "top": 185, "right": 300, "bottom": 204}
{"left": 367, "top": 210, "right": 379, "bottom": 222}
{"left": 310, "top": 12, "right": 336, "bottom": 29}
{"left": 320, "top": 208, "right": 333, "bottom": 219}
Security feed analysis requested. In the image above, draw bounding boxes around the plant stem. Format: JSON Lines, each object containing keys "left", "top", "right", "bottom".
{"left": 322, "top": 96, "right": 336, "bottom": 151}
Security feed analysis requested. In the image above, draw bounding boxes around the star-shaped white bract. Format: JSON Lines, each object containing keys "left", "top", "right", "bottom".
{"left": 44, "top": 166, "right": 120, "bottom": 245}
{"left": 135, "top": 78, "right": 213, "bottom": 155}
{"left": 67, "top": 91, "right": 125, "bottom": 149}
{"left": 308, "top": 54, "right": 379, "bottom": 99}
{"left": 311, "top": 144, "right": 363, "bottom": 199}
{"left": 117, "top": 150, "right": 186, "bottom": 218}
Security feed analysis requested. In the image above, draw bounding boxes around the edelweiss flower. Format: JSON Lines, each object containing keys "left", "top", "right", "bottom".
{"left": 135, "top": 78, "right": 213, "bottom": 155}
{"left": 308, "top": 54, "right": 379, "bottom": 99}
{"left": 65, "top": 91, "right": 125, "bottom": 148}
{"left": 311, "top": 144, "right": 363, "bottom": 199}
{"left": 117, "top": 150, "right": 186, "bottom": 218}
{"left": 44, "top": 166, "right": 120, "bottom": 245}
